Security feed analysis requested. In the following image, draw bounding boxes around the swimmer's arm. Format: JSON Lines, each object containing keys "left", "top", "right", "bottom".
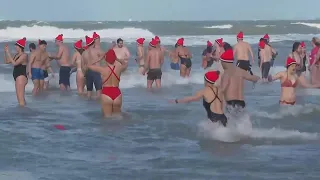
{"left": 49, "top": 46, "right": 63, "bottom": 60}
{"left": 71, "top": 53, "right": 77, "bottom": 67}
{"left": 243, "top": 71, "right": 260, "bottom": 83}
{"left": 259, "top": 50, "right": 264, "bottom": 68}
{"left": 88, "top": 64, "right": 103, "bottom": 74}
{"left": 28, "top": 53, "right": 35, "bottom": 74}
{"left": 315, "top": 50, "right": 320, "bottom": 65}
{"left": 298, "top": 76, "right": 320, "bottom": 88}
{"left": 269, "top": 72, "right": 282, "bottom": 82}
{"left": 12, "top": 54, "right": 27, "bottom": 66}
{"left": 45, "top": 58, "right": 54, "bottom": 74}
{"left": 124, "top": 47, "right": 131, "bottom": 61}
{"left": 271, "top": 47, "right": 277, "bottom": 55}
{"left": 4, "top": 49, "right": 14, "bottom": 64}
{"left": 175, "top": 90, "right": 204, "bottom": 103}
{"left": 248, "top": 45, "right": 254, "bottom": 64}
{"left": 143, "top": 52, "right": 151, "bottom": 71}
{"left": 137, "top": 48, "right": 143, "bottom": 60}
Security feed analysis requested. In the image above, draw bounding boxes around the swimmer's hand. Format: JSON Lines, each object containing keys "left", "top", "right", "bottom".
{"left": 267, "top": 75, "right": 273, "bottom": 82}
{"left": 168, "top": 99, "right": 178, "bottom": 104}
{"left": 4, "top": 44, "right": 9, "bottom": 52}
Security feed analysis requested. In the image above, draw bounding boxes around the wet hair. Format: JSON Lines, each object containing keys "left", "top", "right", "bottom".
{"left": 292, "top": 42, "right": 301, "bottom": 52}
{"left": 29, "top": 43, "right": 36, "bottom": 50}
{"left": 174, "top": 43, "right": 178, "bottom": 48}
{"left": 76, "top": 48, "right": 84, "bottom": 55}
{"left": 206, "top": 46, "right": 213, "bottom": 53}
{"left": 312, "top": 37, "right": 320, "bottom": 47}
{"left": 39, "top": 40, "right": 47, "bottom": 45}
{"left": 117, "top": 38, "right": 123, "bottom": 44}
{"left": 223, "top": 42, "right": 232, "bottom": 51}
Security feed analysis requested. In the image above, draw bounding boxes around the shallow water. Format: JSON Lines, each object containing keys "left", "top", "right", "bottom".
{"left": 1, "top": 40, "right": 320, "bottom": 179}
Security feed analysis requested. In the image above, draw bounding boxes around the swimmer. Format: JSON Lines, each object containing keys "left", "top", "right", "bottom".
{"left": 87, "top": 49, "right": 127, "bottom": 117}
{"left": 71, "top": 39, "right": 85, "bottom": 95}
{"left": 4, "top": 37, "right": 28, "bottom": 106}
{"left": 202, "top": 40, "right": 215, "bottom": 69}
{"left": 259, "top": 34, "right": 277, "bottom": 67}
{"left": 170, "top": 71, "right": 227, "bottom": 127}
{"left": 113, "top": 38, "right": 130, "bottom": 71}
{"left": 142, "top": 39, "right": 163, "bottom": 89}
{"left": 289, "top": 42, "right": 303, "bottom": 76}
{"left": 169, "top": 43, "right": 180, "bottom": 70}
{"left": 309, "top": 37, "right": 320, "bottom": 84}
{"left": 154, "top": 36, "right": 168, "bottom": 60}
{"left": 259, "top": 40, "right": 272, "bottom": 82}
{"left": 135, "top": 38, "right": 146, "bottom": 74}
{"left": 234, "top": 31, "right": 254, "bottom": 75}
{"left": 82, "top": 35, "right": 104, "bottom": 99}
{"left": 49, "top": 34, "right": 71, "bottom": 91}
{"left": 298, "top": 41, "right": 307, "bottom": 77}
{"left": 28, "top": 39, "right": 48, "bottom": 95}
{"left": 214, "top": 38, "right": 224, "bottom": 56}
{"left": 268, "top": 57, "right": 320, "bottom": 105}
{"left": 92, "top": 32, "right": 106, "bottom": 66}
{"left": 219, "top": 48, "right": 260, "bottom": 112}
{"left": 175, "top": 38, "right": 192, "bottom": 77}
{"left": 38, "top": 40, "right": 54, "bottom": 91}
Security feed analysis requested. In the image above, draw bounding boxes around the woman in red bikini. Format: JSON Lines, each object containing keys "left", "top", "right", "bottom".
{"left": 88, "top": 49, "right": 127, "bottom": 117}
{"left": 268, "top": 57, "right": 320, "bottom": 105}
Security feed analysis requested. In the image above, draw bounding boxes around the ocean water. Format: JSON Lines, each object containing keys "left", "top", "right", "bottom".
{"left": 1, "top": 20, "right": 320, "bottom": 180}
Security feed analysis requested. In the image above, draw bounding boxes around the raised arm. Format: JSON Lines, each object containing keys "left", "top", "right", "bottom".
{"left": 174, "top": 89, "right": 204, "bottom": 103}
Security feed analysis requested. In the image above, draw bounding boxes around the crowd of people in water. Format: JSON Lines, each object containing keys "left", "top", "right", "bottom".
{"left": 4, "top": 31, "right": 320, "bottom": 126}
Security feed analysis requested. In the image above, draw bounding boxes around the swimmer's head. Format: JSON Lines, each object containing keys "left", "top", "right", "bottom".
{"left": 149, "top": 38, "right": 158, "bottom": 48}
{"left": 117, "top": 38, "right": 124, "bottom": 48}
{"left": 220, "top": 49, "right": 234, "bottom": 70}
{"left": 223, "top": 42, "right": 232, "bottom": 51}
{"left": 204, "top": 71, "right": 220, "bottom": 85}
{"left": 215, "top": 38, "right": 223, "bottom": 47}
{"left": 85, "top": 35, "right": 94, "bottom": 48}
{"left": 55, "top": 34, "right": 63, "bottom": 46}
{"left": 74, "top": 39, "right": 84, "bottom": 54}
{"left": 292, "top": 41, "right": 301, "bottom": 53}
{"left": 15, "top": 37, "right": 26, "bottom": 52}
{"left": 237, "top": 31, "right": 244, "bottom": 41}
{"left": 38, "top": 39, "right": 47, "bottom": 51}
{"left": 312, "top": 37, "right": 320, "bottom": 47}
{"left": 176, "top": 38, "right": 184, "bottom": 47}
{"left": 105, "top": 49, "right": 117, "bottom": 64}
{"left": 29, "top": 43, "right": 36, "bottom": 52}
{"left": 154, "top": 36, "right": 160, "bottom": 44}
{"left": 93, "top": 32, "right": 100, "bottom": 44}
{"left": 286, "top": 57, "right": 297, "bottom": 73}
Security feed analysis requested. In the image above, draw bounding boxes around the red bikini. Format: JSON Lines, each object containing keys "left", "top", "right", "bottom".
{"left": 102, "top": 65, "right": 121, "bottom": 100}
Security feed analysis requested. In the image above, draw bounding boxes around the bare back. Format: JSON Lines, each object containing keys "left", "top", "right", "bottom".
{"left": 147, "top": 48, "right": 162, "bottom": 69}
{"left": 101, "top": 62, "right": 123, "bottom": 87}
{"left": 263, "top": 45, "right": 273, "bottom": 62}
{"left": 136, "top": 46, "right": 145, "bottom": 65}
{"left": 203, "top": 86, "right": 224, "bottom": 114}
{"left": 234, "top": 41, "right": 251, "bottom": 60}
{"left": 32, "top": 49, "right": 47, "bottom": 68}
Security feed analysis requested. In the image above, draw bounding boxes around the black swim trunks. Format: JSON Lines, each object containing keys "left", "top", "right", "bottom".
{"left": 59, "top": 66, "right": 71, "bottom": 87}
{"left": 147, "top": 68, "right": 162, "bottom": 81}
{"left": 86, "top": 69, "right": 102, "bottom": 91}
{"left": 236, "top": 60, "right": 253, "bottom": 75}
{"left": 13, "top": 64, "right": 27, "bottom": 81}
{"left": 180, "top": 57, "right": 192, "bottom": 68}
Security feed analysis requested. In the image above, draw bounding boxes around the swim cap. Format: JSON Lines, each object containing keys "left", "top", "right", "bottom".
{"left": 237, "top": 31, "right": 244, "bottom": 39}
{"left": 93, "top": 32, "right": 100, "bottom": 40}
{"left": 259, "top": 40, "right": 265, "bottom": 49}
{"left": 263, "top": 33, "right": 269, "bottom": 40}
{"left": 286, "top": 57, "right": 296, "bottom": 68}
{"left": 176, "top": 38, "right": 184, "bottom": 46}
{"left": 300, "top": 41, "right": 305, "bottom": 48}
{"left": 74, "top": 39, "right": 83, "bottom": 49}
{"left": 220, "top": 49, "right": 234, "bottom": 63}
{"left": 55, "top": 34, "right": 63, "bottom": 42}
{"left": 85, "top": 35, "right": 94, "bottom": 46}
{"left": 149, "top": 38, "right": 158, "bottom": 47}
{"left": 215, "top": 38, "right": 223, "bottom": 46}
{"left": 105, "top": 49, "right": 117, "bottom": 64}
{"left": 207, "top": 40, "right": 213, "bottom": 47}
{"left": 136, "top": 38, "right": 145, "bottom": 45}
{"left": 15, "top": 37, "right": 27, "bottom": 48}
{"left": 204, "top": 71, "right": 220, "bottom": 84}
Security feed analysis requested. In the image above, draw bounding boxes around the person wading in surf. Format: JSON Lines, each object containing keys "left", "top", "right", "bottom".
{"left": 170, "top": 71, "right": 227, "bottom": 127}
{"left": 71, "top": 39, "right": 85, "bottom": 95}
{"left": 268, "top": 57, "right": 320, "bottom": 105}
{"left": 234, "top": 31, "right": 254, "bottom": 75}
{"left": 4, "top": 37, "right": 28, "bottom": 106}
{"left": 88, "top": 49, "right": 127, "bottom": 117}
{"left": 220, "top": 48, "right": 260, "bottom": 113}
{"left": 113, "top": 38, "right": 130, "bottom": 71}
{"left": 259, "top": 40, "right": 272, "bottom": 82}
{"left": 175, "top": 38, "right": 192, "bottom": 77}
{"left": 309, "top": 37, "right": 320, "bottom": 85}
{"left": 142, "top": 39, "right": 164, "bottom": 89}
{"left": 135, "top": 38, "right": 146, "bottom": 75}
{"left": 49, "top": 34, "right": 71, "bottom": 91}
{"left": 82, "top": 35, "right": 104, "bottom": 99}
{"left": 202, "top": 40, "right": 215, "bottom": 69}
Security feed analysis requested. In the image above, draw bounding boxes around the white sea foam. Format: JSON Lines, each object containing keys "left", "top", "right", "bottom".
{"left": 255, "top": 25, "right": 276, "bottom": 28}
{"left": 0, "top": 25, "right": 316, "bottom": 46}
{"left": 291, "top": 22, "right": 320, "bottom": 29}
{"left": 203, "top": 24, "right": 233, "bottom": 29}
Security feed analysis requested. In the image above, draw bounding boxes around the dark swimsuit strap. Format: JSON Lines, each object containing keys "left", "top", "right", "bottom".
{"left": 207, "top": 86, "right": 222, "bottom": 103}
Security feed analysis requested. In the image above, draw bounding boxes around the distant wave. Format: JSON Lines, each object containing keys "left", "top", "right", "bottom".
{"left": 203, "top": 24, "right": 232, "bottom": 29}
{"left": 255, "top": 25, "right": 276, "bottom": 28}
{"left": 0, "top": 25, "right": 317, "bottom": 46}
{"left": 291, "top": 22, "right": 320, "bottom": 29}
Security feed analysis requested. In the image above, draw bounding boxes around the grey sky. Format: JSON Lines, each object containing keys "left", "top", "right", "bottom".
{"left": 2, "top": 0, "right": 320, "bottom": 21}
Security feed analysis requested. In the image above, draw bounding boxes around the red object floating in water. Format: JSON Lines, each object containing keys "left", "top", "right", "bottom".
{"left": 54, "top": 124, "right": 65, "bottom": 130}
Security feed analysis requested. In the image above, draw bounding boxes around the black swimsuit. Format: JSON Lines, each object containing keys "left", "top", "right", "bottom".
{"left": 12, "top": 54, "right": 27, "bottom": 81}
{"left": 179, "top": 54, "right": 192, "bottom": 69}
{"left": 202, "top": 87, "right": 227, "bottom": 127}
